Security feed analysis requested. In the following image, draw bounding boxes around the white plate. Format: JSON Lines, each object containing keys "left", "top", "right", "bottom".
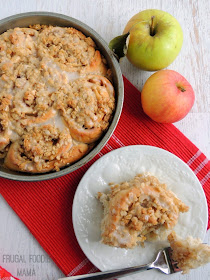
{"left": 72, "top": 145, "right": 208, "bottom": 280}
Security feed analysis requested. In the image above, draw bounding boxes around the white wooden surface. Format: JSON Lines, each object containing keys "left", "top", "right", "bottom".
{"left": 0, "top": 0, "right": 209, "bottom": 279}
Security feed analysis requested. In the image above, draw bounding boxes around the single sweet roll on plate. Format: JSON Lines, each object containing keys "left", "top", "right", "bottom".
{"left": 98, "top": 173, "right": 189, "bottom": 249}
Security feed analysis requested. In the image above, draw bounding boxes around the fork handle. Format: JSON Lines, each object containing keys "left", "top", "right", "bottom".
{"left": 58, "top": 263, "right": 153, "bottom": 280}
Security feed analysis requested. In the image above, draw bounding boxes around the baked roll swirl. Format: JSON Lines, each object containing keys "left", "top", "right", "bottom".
{"left": 98, "top": 174, "right": 189, "bottom": 249}
{"left": 4, "top": 125, "right": 88, "bottom": 173}
{"left": 0, "top": 28, "right": 38, "bottom": 60}
{"left": 56, "top": 75, "right": 115, "bottom": 143}
{"left": 0, "top": 93, "right": 12, "bottom": 154}
{"left": 0, "top": 28, "right": 39, "bottom": 96}
{"left": 38, "top": 26, "right": 107, "bottom": 75}
{"left": 10, "top": 82, "right": 56, "bottom": 126}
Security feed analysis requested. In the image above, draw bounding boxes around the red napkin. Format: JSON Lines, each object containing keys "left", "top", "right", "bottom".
{"left": 0, "top": 266, "right": 20, "bottom": 280}
{"left": 0, "top": 76, "right": 209, "bottom": 277}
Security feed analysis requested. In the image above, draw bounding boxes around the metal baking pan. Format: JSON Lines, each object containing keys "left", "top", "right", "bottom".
{"left": 0, "top": 12, "right": 124, "bottom": 181}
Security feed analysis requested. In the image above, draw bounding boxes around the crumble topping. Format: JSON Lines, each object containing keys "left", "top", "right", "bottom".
{"left": 98, "top": 173, "right": 189, "bottom": 249}
{"left": 56, "top": 75, "right": 115, "bottom": 143}
{"left": 0, "top": 25, "right": 115, "bottom": 173}
{"left": 22, "top": 125, "right": 72, "bottom": 162}
{"left": 38, "top": 26, "right": 97, "bottom": 69}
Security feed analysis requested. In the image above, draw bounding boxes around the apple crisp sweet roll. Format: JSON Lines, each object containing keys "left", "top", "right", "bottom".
{"left": 4, "top": 125, "right": 89, "bottom": 173}
{"left": 0, "top": 25, "right": 115, "bottom": 173}
{"left": 98, "top": 173, "right": 189, "bottom": 249}
{"left": 56, "top": 75, "right": 115, "bottom": 144}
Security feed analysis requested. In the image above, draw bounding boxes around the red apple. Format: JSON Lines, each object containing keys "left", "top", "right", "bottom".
{"left": 141, "top": 70, "right": 195, "bottom": 123}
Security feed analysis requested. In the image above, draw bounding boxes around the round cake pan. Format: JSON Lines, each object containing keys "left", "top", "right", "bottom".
{"left": 0, "top": 12, "right": 124, "bottom": 181}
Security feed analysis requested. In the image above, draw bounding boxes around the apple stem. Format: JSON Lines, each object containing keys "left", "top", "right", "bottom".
{"left": 177, "top": 85, "right": 186, "bottom": 92}
{"left": 150, "top": 16, "right": 155, "bottom": 36}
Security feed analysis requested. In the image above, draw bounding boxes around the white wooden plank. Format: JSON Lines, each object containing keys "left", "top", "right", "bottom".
{"left": 0, "top": 1, "right": 209, "bottom": 280}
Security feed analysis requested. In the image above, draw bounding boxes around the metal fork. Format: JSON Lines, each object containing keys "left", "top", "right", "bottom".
{"left": 58, "top": 247, "right": 181, "bottom": 280}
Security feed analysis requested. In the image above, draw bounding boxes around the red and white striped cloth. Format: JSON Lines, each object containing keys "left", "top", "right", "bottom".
{"left": 0, "top": 266, "right": 19, "bottom": 280}
{"left": 0, "top": 76, "right": 209, "bottom": 278}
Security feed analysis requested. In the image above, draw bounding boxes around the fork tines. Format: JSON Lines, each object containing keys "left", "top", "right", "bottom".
{"left": 164, "top": 247, "right": 182, "bottom": 273}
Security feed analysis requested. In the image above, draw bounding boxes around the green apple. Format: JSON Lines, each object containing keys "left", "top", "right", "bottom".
{"left": 123, "top": 9, "right": 183, "bottom": 71}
